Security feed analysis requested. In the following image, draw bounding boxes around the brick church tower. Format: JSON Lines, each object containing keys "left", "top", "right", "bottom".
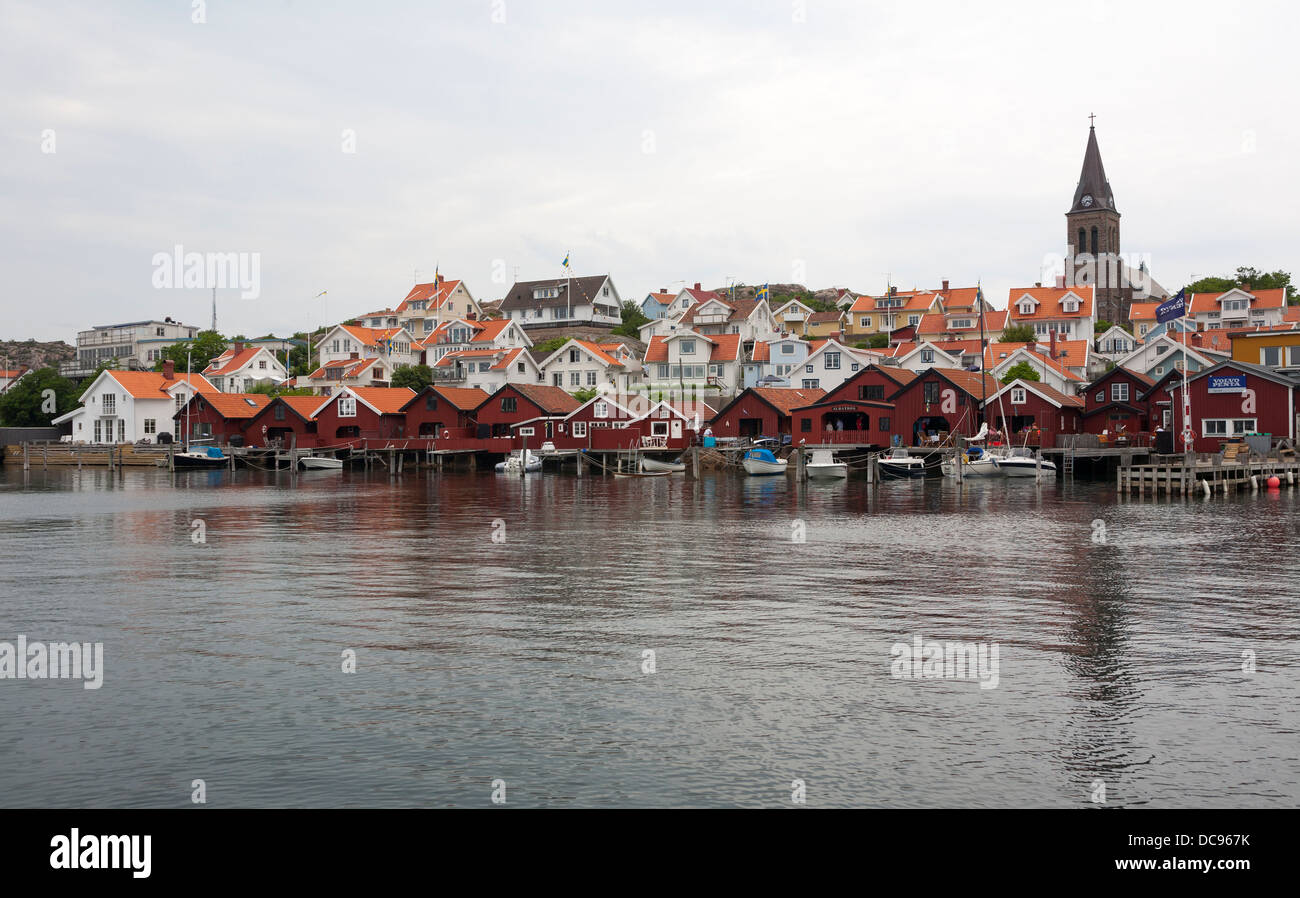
{"left": 1066, "top": 121, "right": 1132, "bottom": 323}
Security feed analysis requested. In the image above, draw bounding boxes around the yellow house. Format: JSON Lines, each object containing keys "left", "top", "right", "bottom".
{"left": 1229, "top": 327, "right": 1300, "bottom": 367}
{"left": 802, "top": 310, "right": 845, "bottom": 338}
{"left": 843, "top": 291, "right": 942, "bottom": 340}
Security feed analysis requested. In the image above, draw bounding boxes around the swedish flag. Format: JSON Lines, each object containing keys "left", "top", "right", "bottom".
{"left": 757, "top": 283, "right": 769, "bottom": 302}
{"left": 562, "top": 253, "right": 570, "bottom": 269}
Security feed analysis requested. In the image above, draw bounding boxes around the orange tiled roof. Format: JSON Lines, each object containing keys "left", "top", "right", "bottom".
{"left": 349, "top": 386, "right": 417, "bottom": 414}
{"left": 398, "top": 279, "right": 464, "bottom": 312}
{"left": 751, "top": 387, "right": 826, "bottom": 415}
{"left": 109, "top": 370, "right": 213, "bottom": 399}
{"left": 196, "top": 392, "right": 271, "bottom": 418}
{"left": 202, "top": 347, "right": 263, "bottom": 376}
{"left": 1007, "top": 286, "right": 1095, "bottom": 320}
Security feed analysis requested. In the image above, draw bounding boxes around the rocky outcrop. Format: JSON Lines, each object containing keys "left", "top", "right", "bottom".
{"left": 0, "top": 339, "right": 74, "bottom": 372}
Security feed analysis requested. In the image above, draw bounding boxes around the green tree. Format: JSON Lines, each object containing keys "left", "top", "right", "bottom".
{"left": 391, "top": 364, "right": 433, "bottom": 392}
{"left": 1001, "top": 323, "right": 1036, "bottom": 343}
{"left": 611, "top": 301, "right": 651, "bottom": 337}
{"left": 1094, "top": 319, "right": 1113, "bottom": 333}
{"left": 154, "top": 330, "right": 228, "bottom": 374}
{"left": 1000, "top": 361, "right": 1041, "bottom": 384}
{"left": 867, "top": 333, "right": 889, "bottom": 349}
{"left": 530, "top": 337, "right": 569, "bottom": 357}
{"left": 1184, "top": 267, "right": 1296, "bottom": 304}
{"left": 0, "top": 368, "right": 81, "bottom": 426}
{"left": 571, "top": 387, "right": 599, "bottom": 403}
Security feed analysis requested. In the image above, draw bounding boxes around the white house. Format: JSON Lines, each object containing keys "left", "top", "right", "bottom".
{"left": 793, "top": 340, "right": 883, "bottom": 391}
{"left": 299, "top": 357, "right": 394, "bottom": 395}
{"left": 1112, "top": 333, "right": 1225, "bottom": 378}
{"left": 202, "top": 344, "right": 288, "bottom": 392}
{"left": 772, "top": 299, "right": 815, "bottom": 332}
{"left": 433, "top": 346, "right": 543, "bottom": 393}
{"left": 52, "top": 363, "right": 214, "bottom": 444}
{"left": 1006, "top": 285, "right": 1097, "bottom": 340}
{"left": 539, "top": 338, "right": 642, "bottom": 394}
{"left": 677, "top": 296, "right": 779, "bottom": 342}
{"left": 391, "top": 276, "right": 482, "bottom": 339}
{"left": 421, "top": 317, "right": 533, "bottom": 367}
{"left": 987, "top": 346, "right": 1086, "bottom": 396}
{"left": 499, "top": 275, "right": 622, "bottom": 328}
{"left": 1187, "top": 287, "right": 1287, "bottom": 330}
{"left": 317, "top": 324, "right": 418, "bottom": 371}
{"left": 643, "top": 332, "right": 744, "bottom": 394}
{"left": 890, "top": 341, "right": 965, "bottom": 373}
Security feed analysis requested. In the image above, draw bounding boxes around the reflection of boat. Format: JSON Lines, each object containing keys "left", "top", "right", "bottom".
{"left": 174, "top": 446, "right": 227, "bottom": 469}
{"left": 495, "top": 450, "right": 542, "bottom": 473}
{"left": 641, "top": 456, "right": 686, "bottom": 473}
{"left": 878, "top": 447, "right": 926, "bottom": 479}
{"left": 742, "top": 447, "right": 788, "bottom": 476}
{"left": 615, "top": 469, "right": 673, "bottom": 478}
{"left": 997, "top": 448, "right": 1057, "bottom": 478}
{"left": 805, "top": 449, "right": 847, "bottom": 479}
{"left": 299, "top": 455, "right": 343, "bottom": 470}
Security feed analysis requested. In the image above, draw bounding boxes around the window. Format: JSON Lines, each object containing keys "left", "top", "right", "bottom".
{"left": 800, "top": 419, "right": 811, "bottom": 432}
{"left": 850, "top": 363, "right": 860, "bottom": 371}
{"left": 1262, "top": 346, "right": 1282, "bottom": 366}
{"left": 570, "top": 372, "right": 581, "bottom": 386}
{"left": 425, "top": 394, "right": 438, "bottom": 410}
{"left": 553, "top": 373, "right": 563, "bottom": 386}
{"left": 1011, "top": 388, "right": 1026, "bottom": 404}
{"left": 101, "top": 394, "right": 116, "bottom": 414}
{"left": 569, "top": 349, "right": 581, "bottom": 363}
{"left": 879, "top": 417, "right": 890, "bottom": 431}
{"left": 175, "top": 392, "right": 186, "bottom": 410}
{"left": 920, "top": 350, "right": 934, "bottom": 364}
{"left": 801, "top": 379, "right": 819, "bottom": 389}
{"left": 805, "top": 364, "right": 814, "bottom": 373}
{"left": 1111, "top": 383, "right": 1129, "bottom": 402}
{"left": 1019, "top": 300, "right": 1035, "bottom": 315}
{"left": 1139, "top": 324, "right": 1149, "bottom": 336}
{"left": 923, "top": 382, "right": 939, "bottom": 403}
{"left": 658, "top": 364, "right": 669, "bottom": 379}
{"left": 479, "top": 362, "right": 490, "bottom": 372}
{"left": 781, "top": 343, "right": 794, "bottom": 354}
{"left": 951, "top": 319, "right": 972, "bottom": 329}
{"left": 860, "top": 385, "right": 884, "bottom": 400}
{"left": 258, "top": 360, "right": 267, "bottom": 369}
{"left": 593, "top": 402, "right": 608, "bottom": 419}
{"left": 501, "top": 397, "right": 517, "bottom": 412}
{"left": 144, "top": 419, "right": 156, "bottom": 434}
{"left": 1154, "top": 366, "right": 1164, "bottom": 375}
{"left": 156, "top": 327, "right": 165, "bottom": 336}
{"left": 680, "top": 340, "right": 696, "bottom": 355}
{"left": 860, "top": 316, "right": 872, "bottom": 327}
{"left": 1203, "top": 418, "right": 1256, "bottom": 436}
{"left": 825, "top": 352, "right": 841, "bottom": 370}
{"left": 519, "top": 427, "right": 535, "bottom": 436}
{"left": 338, "top": 397, "right": 357, "bottom": 417}
{"left": 275, "top": 403, "right": 285, "bottom": 420}
{"left": 572, "top": 421, "right": 587, "bottom": 437}
{"left": 586, "top": 371, "right": 597, "bottom": 386}
{"left": 533, "top": 287, "right": 559, "bottom": 300}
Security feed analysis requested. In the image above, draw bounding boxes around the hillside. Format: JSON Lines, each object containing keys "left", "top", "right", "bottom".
{"left": 0, "top": 338, "right": 75, "bottom": 372}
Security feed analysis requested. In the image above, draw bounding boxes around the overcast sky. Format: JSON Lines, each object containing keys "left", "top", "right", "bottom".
{"left": 3, "top": 0, "right": 1296, "bottom": 343}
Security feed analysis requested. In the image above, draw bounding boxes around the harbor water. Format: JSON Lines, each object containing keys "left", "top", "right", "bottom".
{"left": 0, "top": 466, "right": 1297, "bottom": 807}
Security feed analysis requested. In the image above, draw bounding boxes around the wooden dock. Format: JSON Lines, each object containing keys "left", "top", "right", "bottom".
{"left": 1118, "top": 454, "right": 1300, "bottom": 494}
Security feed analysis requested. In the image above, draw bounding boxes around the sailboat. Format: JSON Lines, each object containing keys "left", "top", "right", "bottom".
{"left": 941, "top": 421, "right": 1002, "bottom": 477}
{"left": 173, "top": 352, "right": 228, "bottom": 470}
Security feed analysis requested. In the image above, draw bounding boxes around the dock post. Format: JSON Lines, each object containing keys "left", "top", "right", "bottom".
{"left": 520, "top": 435, "right": 528, "bottom": 477}
{"left": 22, "top": 442, "right": 29, "bottom": 471}
{"left": 576, "top": 450, "right": 584, "bottom": 478}
{"left": 1035, "top": 454, "right": 1042, "bottom": 483}
{"left": 797, "top": 447, "right": 806, "bottom": 481}
{"left": 42, "top": 443, "right": 48, "bottom": 470}
{"left": 693, "top": 446, "right": 700, "bottom": 479}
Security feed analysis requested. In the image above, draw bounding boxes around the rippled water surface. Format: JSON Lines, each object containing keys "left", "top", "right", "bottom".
{"left": 1, "top": 465, "right": 1297, "bottom": 807}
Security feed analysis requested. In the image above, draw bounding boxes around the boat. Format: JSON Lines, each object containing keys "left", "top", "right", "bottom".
{"left": 877, "top": 447, "right": 926, "bottom": 479}
{"left": 742, "top": 447, "right": 788, "bottom": 476}
{"left": 997, "top": 447, "right": 1057, "bottom": 478}
{"left": 641, "top": 456, "right": 686, "bottom": 473}
{"left": 805, "top": 449, "right": 847, "bottom": 479}
{"left": 174, "top": 445, "right": 228, "bottom": 470}
{"left": 495, "top": 450, "right": 542, "bottom": 473}
{"left": 614, "top": 469, "right": 673, "bottom": 478}
{"left": 299, "top": 455, "right": 344, "bottom": 470}
{"left": 941, "top": 444, "right": 1004, "bottom": 478}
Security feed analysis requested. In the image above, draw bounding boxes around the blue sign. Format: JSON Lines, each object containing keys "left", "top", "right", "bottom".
{"left": 1207, "top": 373, "right": 1247, "bottom": 393}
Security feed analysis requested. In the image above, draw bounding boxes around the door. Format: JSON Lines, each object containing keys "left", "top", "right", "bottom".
{"left": 671, "top": 419, "right": 682, "bottom": 439}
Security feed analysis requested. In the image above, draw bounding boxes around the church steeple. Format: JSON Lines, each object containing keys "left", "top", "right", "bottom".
{"left": 1069, "top": 118, "right": 1117, "bottom": 214}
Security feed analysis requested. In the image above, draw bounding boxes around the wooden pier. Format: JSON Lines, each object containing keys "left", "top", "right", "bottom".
{"left": 1118, "top": 453, "right": 1300, "bottom": 495}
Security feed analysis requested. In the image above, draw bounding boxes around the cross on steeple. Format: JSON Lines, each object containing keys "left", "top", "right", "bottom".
{"left": 1089, "top": 112, "right": 1096, "bottom": 128}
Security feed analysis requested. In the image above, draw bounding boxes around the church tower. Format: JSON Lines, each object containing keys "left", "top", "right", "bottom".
{"left": 1066, "top": 119, "right": 1129, "bottom": 323}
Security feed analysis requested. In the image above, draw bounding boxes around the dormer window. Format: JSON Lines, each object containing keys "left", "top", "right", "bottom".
{"left": 1062, "top": 298, "right": 1079, "bottom": 313}
{"left": 1018, "top": 300, "right": 1035, "bottom": 315}
{"left": 533, "top": 287, "right": 559, "bottom": 300}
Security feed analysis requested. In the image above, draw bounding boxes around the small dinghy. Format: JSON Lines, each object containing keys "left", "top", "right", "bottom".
{"left": 641, "top": 456, "right": 686, "bottom": 473}
{"left": 495, "top": 450, "right": 542, "bottom": 473}
{"left": 299, "top": 455, "right": 343, "bottom": 470}
{"left": 805, "top": 449, "right": 847, "bottom": 479}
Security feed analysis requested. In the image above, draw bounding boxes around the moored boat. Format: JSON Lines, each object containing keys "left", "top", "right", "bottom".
{"left": 878, "top": 447, "right": 926, "bottom": 479}
{"left": 495, "top": 450, "right": 542, "bottom": 473}
{"left": 299, "top": 455, "right": 343, "bottom": 470}
{"left": 174, "top": 446, "right": 228, "bottom": 470}
{"left": 997, "top": 448, "right": 1057, "bottom": 478}
{"left": 941, "top": 444, "right": 1004, "bottom": 478}
{"left": 742, "top": 447, "right": 788, "bottom": 476}
{"left": 805, "top": 449, "right": 847, "bottom": 479}
{"left": 641, "top": 456, "right": 686, "bottom": 473}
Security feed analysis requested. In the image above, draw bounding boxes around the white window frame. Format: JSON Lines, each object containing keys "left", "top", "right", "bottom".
{"left": 338, "top": 397, "right": 357, "bottom": 417}
{"left": 572, "top": 421, "right": 587, "bottom": 437}
{"left": 1111, "top": 382, "right": 1129, "bottom": 402}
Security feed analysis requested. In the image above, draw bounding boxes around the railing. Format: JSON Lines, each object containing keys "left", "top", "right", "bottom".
{"left": 805, "top": 429, "right": 876, "bottom": 444}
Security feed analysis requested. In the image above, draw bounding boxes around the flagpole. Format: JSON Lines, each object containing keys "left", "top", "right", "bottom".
{"left": 566, "top": 251, "right": 571, "bottom": 321}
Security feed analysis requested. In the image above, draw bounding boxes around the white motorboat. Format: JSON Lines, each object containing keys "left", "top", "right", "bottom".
{"left": 742, "top": 447, "right": 788, "bottom": 476}
{"left": 641, "top": 456, "right": 686, "bottom": 473}
{"left": 299, "top": 455, "right": 343, "bottom": 470}
{"left": 878, "top": 447, "right": 926, "bottom": 479}
{"left": 495, "top": 450, "right": 542, "bottom": 473}
{"left": 941, "top": 446, "right": 1004, "bottom": 478}
{"left": 805, "top": 449, "right": 847, "bottom": 479}
{"left": 997, "top": 448, "right": 1057, "bottom": 478}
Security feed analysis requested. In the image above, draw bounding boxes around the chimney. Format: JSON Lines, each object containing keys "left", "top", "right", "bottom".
{"left": 660, "top": 287, "right": 667, "bottom": 294}
{"left": 350, "top": 352, "right": 359, "bottom": 360}
{"left": 234, "top": 341, "right": 244, "bottom": 352}
{"left": 1034, "top": 282, "right": 1042, "bottom": 288}
{"left": 163, "top": 360, "right": 175, "bottom": 380}
{"left": 942, "top": 280, "right": 949, "bottom": 291}
{"left": 467, "top": 311, "right": 476, "bottom": 321}
{"left": 1055, "top": 275, "right": 1066, "bottom": 288}
{"left": 694, "top": 282, "right": 701, "bottom": 290}
{"left": 1049, "top": 329, "right": 1058, "bottom": 359}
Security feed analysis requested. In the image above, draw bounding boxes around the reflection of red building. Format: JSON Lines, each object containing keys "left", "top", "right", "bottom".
{"left": 888, "top": 369, "right": 1000, "bottom": 446}
{"left": 313, "top": 387, "right": 416, "bottom": 445}
{"left": 983, "top": 379, "right": 1083, "bottom": 446}
{"left": 1171, "top": 361, "right": 1299, "bottom": 453}
{"left": 400, "top": 386, "right": 488, "bottom": 439}
{"left": 1081, "top": 367, "right": 1153, "bottom": 435}
{"left": 708, "top": 387, "right": 825, "bottom": 439}
{"left": 244, "top": 396, "right": 322, "bottom": 447}
{"left": 173, "top": 392, "right": 270, "bottom": 444}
